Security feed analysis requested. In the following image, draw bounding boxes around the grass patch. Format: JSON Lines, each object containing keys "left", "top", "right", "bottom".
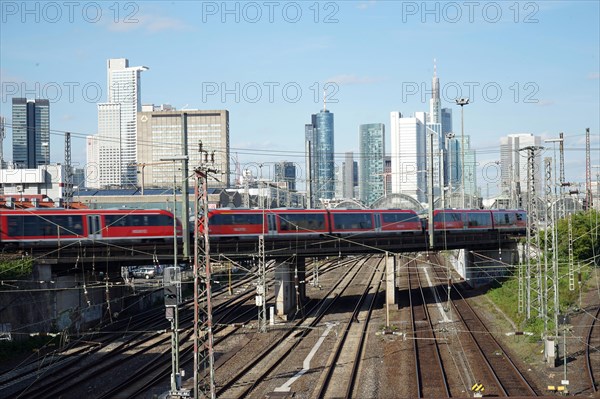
{"left": 485, "top": 261, "right": 597, "bottom": 340}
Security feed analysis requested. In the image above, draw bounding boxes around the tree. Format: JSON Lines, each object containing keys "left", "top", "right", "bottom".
{"left": 556, "top": 209, "right": 600, "bottom": 265}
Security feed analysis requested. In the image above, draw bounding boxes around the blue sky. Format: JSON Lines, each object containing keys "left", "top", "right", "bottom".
{"left": 1, "top": 1, "right": 598, "bottom": 194}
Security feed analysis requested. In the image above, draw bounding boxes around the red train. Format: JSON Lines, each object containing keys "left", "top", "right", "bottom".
{"left": 203, "top": 208, "right": 527, "bottom": 239}
{"left": 0, "top": 208, "right": 182, "bottom": 246}
{"left": 204, "top": 208, "right": 422, "bottom": 239}
{"left": 0, "top": 207, "right": 526, "bottom": 247}
{"left": 432, "top": 209, "right": 527, "bottom": 233}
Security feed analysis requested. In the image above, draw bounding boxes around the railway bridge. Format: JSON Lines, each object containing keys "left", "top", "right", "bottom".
{"left": 8, "top": 230, "right": 520, "bottom": 318}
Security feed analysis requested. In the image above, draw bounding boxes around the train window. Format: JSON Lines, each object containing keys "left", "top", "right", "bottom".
{"left": 6, "top": 215, "right": 84, "bottom": 237}
{"left": 493, "top": 212, "right": 515, "bottom": 225}
{"left": 210, "top": 213, "right": 262, "bottom": 226}
{"left": 467, "top": 212, "right": 492, "bottom": 227}
{"left": 105, "top": 215, "right": 127, "bottom": 227}
{"left": 333, "top": 213, "right": 373, "bottom": 230}
{"left": 279, "top": 213, "right": 325, "bottom": 231}
{"left": 516, "top": 212, "right": 526, "bottom": 221}
{"left": 433, "top": 212, "right": 462, "bottom": 223}
{"left": 381, "top": 213, "right": 419, "bottom": 223}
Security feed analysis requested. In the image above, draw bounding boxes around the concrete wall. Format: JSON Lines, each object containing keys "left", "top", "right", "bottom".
{"left": 445, "top": 241, "right": 520, "bottom": 287}
{"left": 0, "top": 272, "right": 162, "bottom": 339}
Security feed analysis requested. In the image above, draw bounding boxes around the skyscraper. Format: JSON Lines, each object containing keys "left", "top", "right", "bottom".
{"left": 359, "top": 123, "right": 385, "bottom": 206}
{"left": 274, "top": 161, "right": 297, "bottom": 191}
{"left": 305, "top": 108, "right": 335, "bottom": 205}
{"left": 500, "top": 133, "right": 542, "bottom": 198}
{"left": 342, "top": 152, "right": 355, "bottom": 199}
{"left": 429, "top": 62, "right": 441, "bottom": 125}
{"left": 390, "top": 111, "right": 427, "bottom": 202}
{"left": 137, "top": 107, "right": 230, "bottom": 189}
{"left": 11, "top": 98, "right": 50, "bottom": 169}
{"left": 462, "top": 135, "right": 478, "bottom": 201}
{"left": 88, "top": 58, "right": 148, "bottom": 188}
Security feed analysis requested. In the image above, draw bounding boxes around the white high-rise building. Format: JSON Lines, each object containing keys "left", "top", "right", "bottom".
{"left": 87, "top": 58, "right": 148, "bottom": 188}
{"left": 390, "top": 111, "right": 427, "bottom": 202}
{"left": 500, "top": 133, "right": 542, "bottom": 197}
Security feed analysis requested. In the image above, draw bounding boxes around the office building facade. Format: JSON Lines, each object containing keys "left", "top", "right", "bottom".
{"left": 12, "top": 98, "right": 50, "bottom": 169}
{"left": 88, "top": 58, "right": 148, "bottom": 188}
{"left": 305, "top": 109, "right": 335, "bottom": 205}
{"left": 500, "top": 133, "right": 542, "bottom": 197}
{"left": 390, "top": 111, "right": 427, "bottom": 203}
{"left": 137, "top": 108, "right": 230, "bottom": 188}
{"left": 274, "top": 161, "right": 296, "bottom": 191}
{"left": 359, "top": 123, "right": 385, "bottom": 206}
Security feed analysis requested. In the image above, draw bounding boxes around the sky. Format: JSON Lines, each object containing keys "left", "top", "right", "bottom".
{"left": 1, "top": 0, "right": 599, "bottom": 196}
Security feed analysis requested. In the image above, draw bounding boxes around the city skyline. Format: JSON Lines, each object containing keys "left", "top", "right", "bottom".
{"left": 1, "top": 1, "right": 598, "bottom": 197}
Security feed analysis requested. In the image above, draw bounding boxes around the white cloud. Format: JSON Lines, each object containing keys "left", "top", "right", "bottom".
{"left": 535, "top": 99, "right": 555, "bottom": 107}
{"left": 107, "top": 14, "right": 191, "bottom": 33}
{"left": 356, "top": 1, "right": 377, "bottom": 10}
{"left": 587, "top": 72, "right": 600, "bottom": 80}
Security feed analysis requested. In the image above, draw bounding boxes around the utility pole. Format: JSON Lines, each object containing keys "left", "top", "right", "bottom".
{"left": 193, "top": 144, "right": 218, "bottom": 399}
{"left": 543, "top": 157, "right": 552, "bottom": 332}
{"left": 64, "top": 132, "right": 73, "bottom": 207}
{"left": 428, "top": 131, "right": 435, "bottom": 249}
{"left": 181, "top": 113, "right": 190, "bottom": 259}
{"left": 559, "top": 132, "right": 566, "bottom": 218}
{"left": 585, "top": 128, "right": 592, "bottom": 210}
{"left": 257, "top": 234, "right": 267, "bottom": 332}
{"left": 455, "top": 98, "right": 470, "bottom": 209}
{"left": 520, "top": 145, "right": 544, "bottom": 318}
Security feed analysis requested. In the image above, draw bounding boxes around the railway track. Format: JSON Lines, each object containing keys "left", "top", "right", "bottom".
{"left": 2, "top": 256, "right": 344, "bottom": 398}
{"left": 429, "top": 255, "right": 539, "bottom": 397}
{"left": 407, "top": 258, "right": 450, "bottom": 398}
{"left": 214, "top": 255, "right": 371, "bottom": 397}
{"left": 0, "top": 264, "right": 263, "bottom": 398}
{"left": 314, "top": 256, "right": 384, "bottom": 398}
{"left": 585, "top": 304, "right": 600, "bottom": 393}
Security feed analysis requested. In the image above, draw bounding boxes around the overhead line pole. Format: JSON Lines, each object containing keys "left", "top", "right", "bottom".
{"left": 193, "top": 141, "right": 217, "bottom": 399}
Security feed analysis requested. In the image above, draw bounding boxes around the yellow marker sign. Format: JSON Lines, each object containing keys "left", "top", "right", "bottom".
{"left": 471, "top": 383, "right": 485, "bottom": 392}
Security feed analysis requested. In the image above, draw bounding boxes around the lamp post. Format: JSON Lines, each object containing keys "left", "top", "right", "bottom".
{"left": 455, "top": 98, "right": 470, "bottom": 209}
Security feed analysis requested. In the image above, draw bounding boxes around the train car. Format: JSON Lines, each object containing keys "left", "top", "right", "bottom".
{"left": 376, "top": 209, "right": 422, "bottom": 234}
{"left": 432, "top": 209, "right": 494, "bottom": 231}
{"left": 204, "top": 209, "right": 267, "bottom": 238}
{"left": 205, "top": 208, "right": 330, "bottom": 239}
{"left": 274, "top": 209, "right": 329, "bottom": 237}
{"left": 491, "top": 209, "right": 527, "bottom": 234}
{"left": 328, "top": 209, "right": 377, "bottom": 236}
{"left": 0, "top": 208, "right": 180, "bottom": 246}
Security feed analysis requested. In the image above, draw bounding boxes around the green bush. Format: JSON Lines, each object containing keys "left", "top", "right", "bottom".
{"left": 0, "top": 257, "right": 33, "bottom": 280}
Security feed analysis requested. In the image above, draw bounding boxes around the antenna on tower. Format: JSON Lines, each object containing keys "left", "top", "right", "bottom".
{"left": 323, "top": 87, "right": 327, "bottom": 111}
{"left": 433, "top": 57, "right": 437, "bottom": 77}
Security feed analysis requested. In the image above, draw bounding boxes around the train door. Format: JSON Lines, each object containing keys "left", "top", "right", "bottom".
{"left": 267, "top": 214, "right": 277, "bottom": 236}
{"left": 87, "top": 215, "right": 102, "bottom": 240}
{"left": 374, "top": 213, "right": 381, "bottom": 232}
